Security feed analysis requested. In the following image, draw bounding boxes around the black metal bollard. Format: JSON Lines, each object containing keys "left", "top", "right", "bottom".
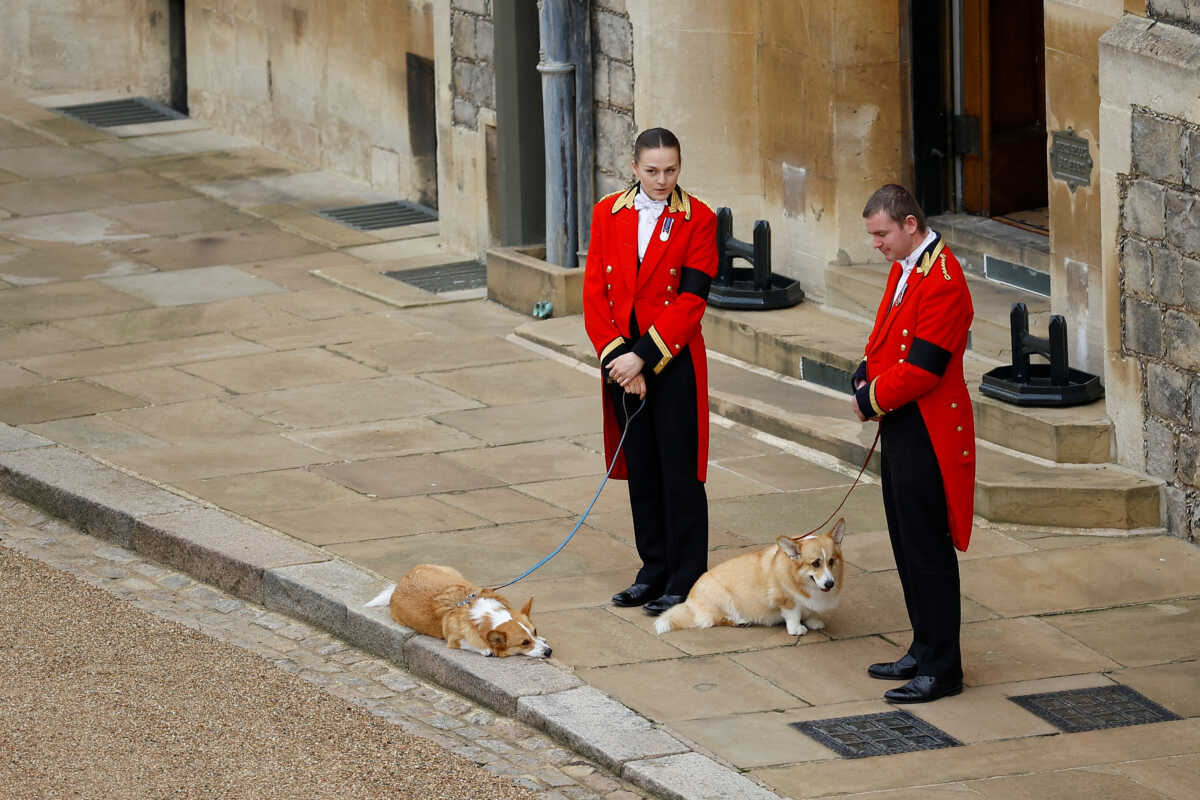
{"left": 981, "top": 303, "right": 1103, "bottom": 406}
{"left": 708, "top": 207, "right": 804, "bottom": 310}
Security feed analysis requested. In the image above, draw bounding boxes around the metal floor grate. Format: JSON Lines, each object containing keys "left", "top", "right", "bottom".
{"left": 53, "top": 97, "right": 186, "bottom": 127}
{"left": 318, "top": 201, "right": 438, "bottom": 231}
{"left": 384, "top": 261, "right": 486, "bottom": 294}
{"left": 793, "top": 711, "right": 961, "bottom": 759}
{"left": 1009, "top": 685, "right": 1180, "bottom": 733}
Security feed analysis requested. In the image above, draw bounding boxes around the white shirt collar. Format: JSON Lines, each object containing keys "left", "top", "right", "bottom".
{"left": 899, "top": 228, "right": 939, "bottom": 272}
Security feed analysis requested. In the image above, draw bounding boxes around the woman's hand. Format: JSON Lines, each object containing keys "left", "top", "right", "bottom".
{"left": 625, "top": 373, "right": 647, "bottom": 399}
{"left": 607, "top": 352, "right": 645, "bottom": 387}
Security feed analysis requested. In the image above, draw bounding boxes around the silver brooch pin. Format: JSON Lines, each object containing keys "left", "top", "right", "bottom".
{"left": 660, "top": 217, "right": 674, "bottom": 242}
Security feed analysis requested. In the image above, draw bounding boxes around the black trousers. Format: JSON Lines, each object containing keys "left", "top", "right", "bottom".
{"left": 879, "top": 402, "right": 963, "bottom": 681}
{"left": 606, "top": 348, "right": 708, "bottom": 596}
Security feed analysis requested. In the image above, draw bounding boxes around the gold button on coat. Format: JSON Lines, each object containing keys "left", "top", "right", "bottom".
{"left": 605, "top": 265, "right": 612, "bottom": 273}
{"left": 669, "top": 268, "right": 678, "bottom": 275}
{"left": 902, "top": 328, "right": 909, "bottom": 336}
{"left": 900, "top": 344, "right": 907, "bottom": 351}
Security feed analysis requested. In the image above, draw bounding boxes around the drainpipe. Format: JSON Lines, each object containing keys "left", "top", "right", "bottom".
{"left": 538, "top": 0, "right": 577, "bottom": 267}
{"left": 571, "top": 2, "right": 594, "bottom": 253}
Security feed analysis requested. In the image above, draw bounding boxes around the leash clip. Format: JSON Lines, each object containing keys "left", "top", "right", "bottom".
{"left": 456, "top": 591, "right": 478, "bottom": 608}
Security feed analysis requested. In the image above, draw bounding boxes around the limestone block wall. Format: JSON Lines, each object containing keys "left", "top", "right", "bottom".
{"left": 185, "top": 0, "right": 435, "bottom": 203}
{"left": 450, "top": 0, "right": 495, "bottom": 128}
{"left": 0, "top": 0, "right": 172, "bottom": 99}
{"left": 592, "top": 0, "right": 635, "bottom": 198}
{"left": 1100, "top": 15, "right": 1200, "bottom": 541}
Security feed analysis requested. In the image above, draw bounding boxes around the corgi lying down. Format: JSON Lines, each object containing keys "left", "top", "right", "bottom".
{"left": 366, "top": 564, "right": 551, "bottom": 658}
{"left": 655, "top": 518, "right": 845, "bottom": 636}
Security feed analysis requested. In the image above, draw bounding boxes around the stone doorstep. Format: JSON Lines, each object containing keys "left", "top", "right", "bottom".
{"left": 0, "top": 425, "right": 774, "bottom": 800}
{"left": 929, "top": 213, "right": 1051, "bottom": 277}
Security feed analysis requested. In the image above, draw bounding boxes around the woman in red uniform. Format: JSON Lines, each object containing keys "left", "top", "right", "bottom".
{"left": 582, "top": 128, "right": 718, "bottom": 616}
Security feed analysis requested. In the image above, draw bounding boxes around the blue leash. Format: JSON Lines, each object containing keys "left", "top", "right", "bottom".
{"left": 491, "top": 392, "right": 647, "bottom": 591}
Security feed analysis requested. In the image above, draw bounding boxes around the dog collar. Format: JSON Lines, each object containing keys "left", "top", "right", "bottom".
{"left": 456, "top": 592, "right": 478, "bottom": 608}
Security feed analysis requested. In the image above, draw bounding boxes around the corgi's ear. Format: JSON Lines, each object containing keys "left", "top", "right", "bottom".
{"left": 487, "top": 629, "right": 507, "bottom": 651}
{"left": 777, "top": 536, "right": 800, "bottom": 558}
{"left": 521, "top": 596, "right": 534, "bottom": 617}
{"left": 832, "top": 518, "right": 846, "bottom": 545}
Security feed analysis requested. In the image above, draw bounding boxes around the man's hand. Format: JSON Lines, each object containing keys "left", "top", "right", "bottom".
{"left": 607, "top": 352, "right": 645, "bottom": 388}
{"left": 852, "top": 395, "right": 868, "bottom": 422}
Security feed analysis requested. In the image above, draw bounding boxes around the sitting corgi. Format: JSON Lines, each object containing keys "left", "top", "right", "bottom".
{"left": 654, "top": 518, "right": 845, "bottom": 636}
{"left": 365, "top": 564, "right": 551, "bottom": 658}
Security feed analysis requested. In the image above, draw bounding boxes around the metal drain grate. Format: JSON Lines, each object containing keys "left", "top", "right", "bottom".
{"left": 318, "top": 201, "right": 438, "bottom": 231}
{"left": 384, "top": 261, "right": 486, "bottom": 294}
{"left": 53, "top": 97, "right": 186, "bottom": 127}
{"left": 792, "top": 711, "right": 961, "bottom": 759}
{"left": 1009, "top": 685, "right": 1180, "bottom": 733}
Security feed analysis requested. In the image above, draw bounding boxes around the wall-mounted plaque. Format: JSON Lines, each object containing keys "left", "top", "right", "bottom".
{"left": 1049, "top": 128, "right": 1093, "bottom": 192}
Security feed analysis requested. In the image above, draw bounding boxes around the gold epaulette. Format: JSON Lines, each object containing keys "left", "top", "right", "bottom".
{"left": 914, "top": 239, "right": 946, "bottom": 277}
{"left": 667, "top": 186, "right": 693, "bottom": 220}
{"left": 609, "top": 185, "right": 638, "bottom": 214}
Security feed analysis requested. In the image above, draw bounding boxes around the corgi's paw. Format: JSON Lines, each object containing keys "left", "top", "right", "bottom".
{"left": 805, "top": 618, "right": 825, "bottom": 631}
{"left": 786, "top": 621, "right": 808, "bottom": 636}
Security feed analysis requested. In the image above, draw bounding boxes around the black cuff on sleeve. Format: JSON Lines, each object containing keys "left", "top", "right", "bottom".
{"left": 600, "top": 341, "right": 632, "bottom": 371}
{"left": 854, "top": 384, "right": 874, "bottom": 418}
{"left": 851, "top": 360, "right": 867, "bottom": 386}
{"left": 631, "top": 335, "right": 661, "bottom": 370}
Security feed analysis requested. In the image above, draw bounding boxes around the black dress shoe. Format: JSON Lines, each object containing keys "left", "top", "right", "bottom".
{"left": 643, "top": 594, "right": 686, "bottom": 616}
{"left": 611, "top": 583, "right": 663, "bottom": 607}
{"left": 867, "top": 653, "right": 919, "bottom": 680}
{"left": 884, "top": 675, "right": 963, "bottom": 704}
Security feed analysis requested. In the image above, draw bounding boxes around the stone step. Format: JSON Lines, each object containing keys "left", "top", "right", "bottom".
{"left": 700, "top": 303, "right": 1111, "bottom": 464}
{"left": 929, "top": 213, "right": 1050, "bottom": 293}
{"left": 824, "top": 261, "right": 1051, "bottom": 363}
{"left": 512, "top": 315, "right": 1155, "bottom": 531}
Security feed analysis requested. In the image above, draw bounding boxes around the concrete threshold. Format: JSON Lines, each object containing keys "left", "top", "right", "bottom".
{"left": 0, "top": 424, "right": 782, "bottom": 800}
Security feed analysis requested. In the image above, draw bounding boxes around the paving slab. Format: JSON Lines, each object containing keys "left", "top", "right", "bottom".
{"left": 131, "top": 505, "right": 328, "bottom": 603}
{"left": 0, "top": 177, "right": 122, "bottom": 215}
{"left": 252, "top": 495, "right": 488, "bottom": 547}
{"left": 18, "top": 333, "right": 268, "bottom": 379}
{"left": 114, "top": 434, "right": 334, "bottom": 482}
{"left": 0, "top": 211, "right": 149, "bottom": 247}
{"left": 248, "top": 203, "right": 382, "bottom": 248}
{"left": 24, "top": 416, "right": 169, "bottom": 455}
{"left": 517, "top": 686, "right": 688, "bottom": 770}
{"left": 0, "top": 363, "right": 43, "bottom": 389}
{"left": 192, "top": 170, "right": 393, "bottom": 210}
{"left": 963, "top": 768, "right": 1174, "bottom": 800}
{"left": 0, "top": 379, "right": 144, "bottom": 424}
{"left": 1116, "top": 661, "right": 1200, "bottom": 718}
{"left": 230, "top": 250, "right": 368, "bottom": 291}
{"left": 430, "top": 486, "right": 575, "bottom": 525}
{"left": 622, "top": 752, "right": 781, "bottom": 800}
{"left": 282, "top": 418, "right": 481, "bottom": 460}
{"left": 580, "top": 654, "right": 805, "bottom": 723}
{"left": 440, "top": 440, "right": 604, "bottom": 485}
{"left": 0, "top": 244, "right": 153, "bottom": 285}
{"left": 328, "top": 518, "right": 637, "bottom": 585}
{"left": 143, "top": 148, "right": 313, "bottom": 184}
{"left": 101, "top": 264, "right": 288, "bottom": 307}
{"left": 1104, "top": 753, "right": 1200, "bottom": 799}
{"left": 708, "top": 487, "right": 888, "bottom": 545}
{"left": 179, "top": 348, "right": 381, "bottom": 393}
{"left": 110, "top": 223, "right": 327, "bottom": 270}
{"left": 830, "top": 569, "right": 996, "bottom": 638}
{"left": 0, "top": 424, "right": 52, "bottom": 452}
{"left": 73, "top": 167, "right": 198, "bottom": 204}
{"left": 314, "top": 452, "right": 506, "bottom": 498}
{"left": 235, "top": 313, "right": 424, "bottom": 350}
{"left": 956, "top": 617, "right": 1120, "bottom": 685}
{"left": 0, "top": 323, "right": 103, "bottom": 360}
{"left": 53, "top": 296, "right": 300, "bottom": 345}
{"left": 97, "top": 197, "right": 257, "bottom": 237}
{"left": 335, "top": 334, "right": 539, "bottom": 374}
{"left": 102, "top": 398, "right": 280, "bottom": 442}
{"left": 228, "top": 376, "right": 482, "bottom": 429}
{"left": 1043, "top": 598, "right": 1200, "bottom": 668}
{"left": 84, "top": 129, "right": 255, "bottom": 159}
{"left": 422, "top": 359, "right": 597, "bottom": 406}
{"left": 0, "top": 144, "right": 119, "bottom": 179}
{"left": 253, "top": 287, "right": 399, "bottom": 320}
{"left": 0, "top": 121, "right": 47, "bottom": 149}
{"left": 536, "top": 607, "right": 686, "bottom": 668}
{"left": 86, "top": 367, "right": 229, "bottom": 404}
{"left": 432, "top": 395, "right": 602, "bottom": 446}
{"left": 262, "top": 557, "right": 390, "bottom": 635}
{"left": 959, "top": 537, "right": 1200, "bottom": 616}
{"left": 177, "top": 468, "right": 366, "bottom": 515}
{"left": 730, "top": 637, "right": 906, "bottom": 707}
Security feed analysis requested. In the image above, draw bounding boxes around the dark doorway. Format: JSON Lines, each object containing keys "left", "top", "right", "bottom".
{"left": 168, "top": 0, "right": 188, "bottom": 114}
{"left": 912, "top": 0, "right": 1048, "bottom": 220}
{"left": 406, "top": 53, "right": 438, "bottom": 209}
{"left": 493, "top": 0, "right": 545, "bottom": 247}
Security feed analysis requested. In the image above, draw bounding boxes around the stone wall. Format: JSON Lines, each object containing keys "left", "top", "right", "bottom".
{"left": 1119, "top": 108, "right": 1200, "bottom": 541}
{"left": 1147, "top": 0, "right": 1200, "bottom": 27}
{"left": 592, "top": 0, "right": 635, "bottom": 198}
{"left": 450, "top": 0, "right": 495, "bottom": 129}
{"left": 185, "top": 0, "right": 435, "bottom": 202}
{"left": 0, "top": 0, "right": 172, "bottom": 99}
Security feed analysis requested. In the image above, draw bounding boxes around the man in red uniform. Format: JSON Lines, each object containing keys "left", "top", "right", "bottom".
{"left": 853, "top": 184, "right": 975, "bottom": 703}
{"left": 582, "top": 128, "right": 718, "bottom": 616}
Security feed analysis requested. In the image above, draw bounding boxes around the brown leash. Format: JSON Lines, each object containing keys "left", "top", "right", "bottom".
{"left": 796, "top": 428, "right": 881, "bottom": 539}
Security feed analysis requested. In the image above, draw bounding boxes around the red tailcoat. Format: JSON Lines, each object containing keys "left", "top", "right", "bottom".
{"left": 857, "top": 238, "right": 976, "bottom": 550}
{"left": 583, "top": 185, "right": 718, "bottom": 482}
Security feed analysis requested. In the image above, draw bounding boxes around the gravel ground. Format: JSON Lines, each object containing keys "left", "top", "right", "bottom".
{"left": 0, "top": 496, "right": 644, "bottom": 800}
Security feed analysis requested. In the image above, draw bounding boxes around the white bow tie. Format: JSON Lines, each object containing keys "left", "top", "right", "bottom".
{"left": 633, "top": 190, "right": 667, "bottom": 214}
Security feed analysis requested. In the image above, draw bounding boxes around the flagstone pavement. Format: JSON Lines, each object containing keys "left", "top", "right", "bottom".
{"left": 1, "top": 84, "right": 1199, "bottom": 798}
